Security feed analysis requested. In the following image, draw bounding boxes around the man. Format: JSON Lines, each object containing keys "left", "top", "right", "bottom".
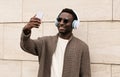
{"left": 20, "top": 8, "right": 91, "bottom": 77}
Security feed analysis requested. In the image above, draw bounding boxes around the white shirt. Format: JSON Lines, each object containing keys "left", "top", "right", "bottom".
{"left": 51, "top": 37, "right": 69, "bottom": 77}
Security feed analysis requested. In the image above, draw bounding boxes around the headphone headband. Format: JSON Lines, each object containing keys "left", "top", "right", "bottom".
{"left": 55, "top": 8, "right": 80, "bottom": 29}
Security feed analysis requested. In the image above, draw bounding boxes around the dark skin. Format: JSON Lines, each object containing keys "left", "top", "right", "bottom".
{"left": 23, "top": 12, "right": 74, "bottom": 40}
{"left": 57, "top": 12, "right": 74, "bottom": 39}
{"left": 23, "top": 16, "right": 41, "bottom": 30}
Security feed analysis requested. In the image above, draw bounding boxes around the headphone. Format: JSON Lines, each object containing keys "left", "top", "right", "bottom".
{"left": 55, "top": 10, "right": 80, "bottom": 29}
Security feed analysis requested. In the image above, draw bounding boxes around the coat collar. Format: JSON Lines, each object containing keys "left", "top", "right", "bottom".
{"left": 56, "top": 33, "right": 74, "bottom": 41}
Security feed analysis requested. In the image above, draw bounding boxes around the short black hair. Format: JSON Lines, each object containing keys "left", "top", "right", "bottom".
{"left": 59, "top": 8, "right": 78, "bottom": 20}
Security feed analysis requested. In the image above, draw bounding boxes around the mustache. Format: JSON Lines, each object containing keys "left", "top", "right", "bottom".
{"left": 58, "top": 24, "right": 65, "bottom": 27}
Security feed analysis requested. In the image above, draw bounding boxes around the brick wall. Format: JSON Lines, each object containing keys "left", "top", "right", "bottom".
{"left": 0, "top": 0, "right": 120, "bottom": 77}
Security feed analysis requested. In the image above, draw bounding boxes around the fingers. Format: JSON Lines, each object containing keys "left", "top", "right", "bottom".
{"left": 28, "top": 17, "right": 41, "bottom": 28}
{"left": 23, "top": 16, "right": 42, "bottom": 31}
{"left": 30, "top": 17, "right": 41, "bottom": 24}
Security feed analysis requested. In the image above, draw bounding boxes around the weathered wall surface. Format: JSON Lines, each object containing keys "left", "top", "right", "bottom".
{"left": 0, "top": 0, "right": 120, "bottom": 77}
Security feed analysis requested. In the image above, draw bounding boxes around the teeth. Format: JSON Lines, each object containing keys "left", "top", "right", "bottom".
{"left": 59, "top": 27, "right": 64, "bottom": 29}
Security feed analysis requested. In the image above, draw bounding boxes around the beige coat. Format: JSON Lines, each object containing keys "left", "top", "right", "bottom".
{"left": 20, "top": 31, "right": 91, "bottom": 77}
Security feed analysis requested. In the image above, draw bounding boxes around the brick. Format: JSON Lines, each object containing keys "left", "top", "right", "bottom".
{"left": 113, "top": 0, "right": 120, "bottom": 20}
{"left": 0, "top": 24, "right": 3, "bottom": 59}
{"left": 3, "top": 23, "right": 43, "bottom": 60}
{"left": 0, "top": 0, "right": 22, "bottom": 22}
{"left": 23, "top": 0, "right": 112, "bottom": 22}
{"left": 42, "top": 23, "right": 58, "bottom": 36}
{"left": 88, "top": 22, "right": 120, "bottom": 64}
{"left": 0, "top": 60, "right": 21, "bottom": 77}
{"left": 91, "top": 64, "right": 111, "bottom": 77}
{"left": 22, "top": 61, "right": 39, "bottom": 77}
{"left": 112, "top": 65, "right": 120, "bottom": 77}
{"left": 79, "top": 0, "right": 112, "bottom": 20}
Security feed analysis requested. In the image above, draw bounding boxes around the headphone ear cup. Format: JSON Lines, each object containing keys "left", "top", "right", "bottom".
{"left": 55, "top": 20, "right": 59, "bottom": 27}
{"left": 72, "top": 20, "right": 79, "bottom": 29}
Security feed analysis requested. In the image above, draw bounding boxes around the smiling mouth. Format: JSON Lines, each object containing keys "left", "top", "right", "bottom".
{"left": 59, "top": 27, "right": 66, "bottom": 32}
{"left": 59, "top": 27, "right": 65, "bottom": 30}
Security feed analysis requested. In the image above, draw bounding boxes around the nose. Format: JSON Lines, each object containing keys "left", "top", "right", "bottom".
{"left": 59, "top": 20, "right": 64, "bottom": 25}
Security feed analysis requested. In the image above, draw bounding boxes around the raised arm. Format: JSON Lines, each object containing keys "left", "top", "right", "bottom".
{"left": 20, "top": 16, "right": 42, "bottom": 56}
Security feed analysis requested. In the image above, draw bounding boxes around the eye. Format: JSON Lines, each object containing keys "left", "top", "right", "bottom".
{"left": 57, "top": 17, "right": 69, "bottom": 24}
{"left": 63, "top": 19, "right": 69, "bottom": 23}
{"left": 57, "top": 18, "right": 62, "bottom": 22}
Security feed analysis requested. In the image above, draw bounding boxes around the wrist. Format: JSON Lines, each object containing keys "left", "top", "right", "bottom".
{"left": 23, "top": 27, "right": 31, "bottom": 35}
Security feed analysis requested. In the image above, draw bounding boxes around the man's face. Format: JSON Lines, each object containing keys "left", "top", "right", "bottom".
{"left": 57, "top": 12, "right": 74, "bottom": 35}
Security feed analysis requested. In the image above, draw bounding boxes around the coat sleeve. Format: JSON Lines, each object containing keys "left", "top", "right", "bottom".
{"left": 80, "top": 45, "right": 91, "bottom": 77}
{"left": 20, "top": 30, "right": 42, "bottom": 56}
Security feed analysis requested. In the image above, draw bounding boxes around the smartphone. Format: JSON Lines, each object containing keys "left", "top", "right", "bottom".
{"left": 35, "top": 11, "right": 43, "bottom": 20}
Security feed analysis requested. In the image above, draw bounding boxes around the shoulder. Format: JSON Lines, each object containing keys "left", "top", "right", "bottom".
{"left": 37, "top": 35, "right": 57, "bottom": 42}
{"left": 72, "top": 36, "right": 89, "bottom": 48}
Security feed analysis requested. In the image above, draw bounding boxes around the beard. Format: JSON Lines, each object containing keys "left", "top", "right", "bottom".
{"left": 59, "top": 28, "right": 72, "bottom": 36}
